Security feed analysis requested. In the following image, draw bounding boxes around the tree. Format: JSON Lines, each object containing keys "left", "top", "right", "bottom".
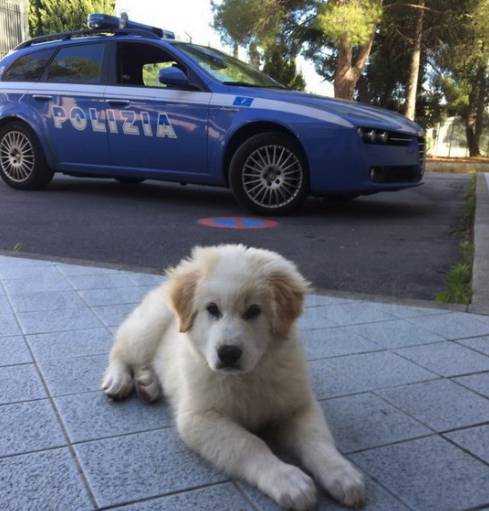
{"left": 315, "top": 0, "right": 382, "bottom": 99}
{"left": 262, "top": 38, "right": 306, "bottom": 90}
{"left": 29, "top": 0, "right": 115, "bottom": 37}
{"left": 404, "top": 0, "right": 425, "bottom": 120}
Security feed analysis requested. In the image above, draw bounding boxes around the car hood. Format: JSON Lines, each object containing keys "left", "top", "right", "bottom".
{"left": 249, "top": 89, "right": 423, "bottom": 136}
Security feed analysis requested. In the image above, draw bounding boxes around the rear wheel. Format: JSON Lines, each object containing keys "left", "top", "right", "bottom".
{"left": 0, "top": 121, "right": 53, "bottom": 190}
{"left": 229, "top": 132, "right": 308, "bottom": 215}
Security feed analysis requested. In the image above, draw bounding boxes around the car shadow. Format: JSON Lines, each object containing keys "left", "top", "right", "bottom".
{"left": 44, "top": 176, "right": 434, "bottom": 220}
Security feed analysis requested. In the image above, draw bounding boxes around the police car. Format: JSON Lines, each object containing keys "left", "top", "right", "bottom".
{"left": 0, "top": 13, "right": 425, "bottom": 215}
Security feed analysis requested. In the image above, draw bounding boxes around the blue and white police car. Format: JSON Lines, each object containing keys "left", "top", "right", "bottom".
{"left": 0, "top": 14, "right": 425, "bottom": 214}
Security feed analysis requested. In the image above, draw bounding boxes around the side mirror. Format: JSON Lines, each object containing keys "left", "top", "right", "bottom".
{"left": 158, "top": 67, "right": 190, "bottom": 88}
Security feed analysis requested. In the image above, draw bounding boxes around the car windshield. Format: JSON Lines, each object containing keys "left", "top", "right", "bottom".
{"left": 172, "top": 42, "right": 286, "bottom": 89}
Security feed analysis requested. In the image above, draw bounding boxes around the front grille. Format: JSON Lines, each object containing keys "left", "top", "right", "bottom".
{"left": 418, "top": 137, "right": 426, "bottom": 166}
{"left": 369, "top": 166, "right": 421, "bottom": 183}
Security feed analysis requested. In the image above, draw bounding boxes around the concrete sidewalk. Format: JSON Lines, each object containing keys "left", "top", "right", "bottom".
{"left": 1, "top": 254, "right": 489, "bottom": 511}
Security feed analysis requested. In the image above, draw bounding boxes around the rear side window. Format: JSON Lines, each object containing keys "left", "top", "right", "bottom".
{"left": 3, "top": 49, "right": 54, "bottom": 82}
{"left": 46, "top": 44, "right": 104, "bottom": 84}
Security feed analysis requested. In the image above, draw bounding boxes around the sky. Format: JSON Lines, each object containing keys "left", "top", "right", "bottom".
{"left": 114, "top": 0, "right": 333, "bottom": 96}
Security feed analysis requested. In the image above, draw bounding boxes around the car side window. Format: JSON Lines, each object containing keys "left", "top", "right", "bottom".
{"left": 45, "top": 44, "right": 105, "bottom": 84}
{"left": 3, "top": 49, "right": 54, "bottom": 82}
{"left": 116, "top": 42, "right": 183, "bottom": 89}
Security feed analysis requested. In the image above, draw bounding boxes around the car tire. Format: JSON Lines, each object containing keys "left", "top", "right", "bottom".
{"left": 0, "top": 121, "right": 53, "bottom": 190}
{"left": 115, "top": 177, "right": 145, "bottom": 184}
{"left": 229, "top": 132, "right": 309, "bottom": 215}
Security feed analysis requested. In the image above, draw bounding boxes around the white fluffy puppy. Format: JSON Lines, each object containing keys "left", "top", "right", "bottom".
{"left": 102, "top": 244, "right": 366, "bottom": 510}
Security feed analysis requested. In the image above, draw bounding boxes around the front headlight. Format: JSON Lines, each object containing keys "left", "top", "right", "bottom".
{"left": 357, "top": 127, "right": 389, "bottom": 144}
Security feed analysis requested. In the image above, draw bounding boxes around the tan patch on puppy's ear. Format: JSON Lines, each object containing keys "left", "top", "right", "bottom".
{"left": 269, "top": 271, "right": 309, "bottom": 339}
{"left": 167, "top": 268, "right": 200, "bottom": 333}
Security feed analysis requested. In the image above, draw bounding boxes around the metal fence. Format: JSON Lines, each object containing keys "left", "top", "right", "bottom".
{"left": 0, "top": 0, "right": 27, "bottom": 57}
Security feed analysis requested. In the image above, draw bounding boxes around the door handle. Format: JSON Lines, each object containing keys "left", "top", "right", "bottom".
{"left": 105, "top": 99, "right": 130, "bottom": 107}
{"left": 32, "top": 94, "right": 53, "bottom": 101}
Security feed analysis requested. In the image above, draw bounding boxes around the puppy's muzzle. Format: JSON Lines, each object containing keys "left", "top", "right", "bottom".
{"left": 217, "top": 345, "right": 242, "bottom": 370}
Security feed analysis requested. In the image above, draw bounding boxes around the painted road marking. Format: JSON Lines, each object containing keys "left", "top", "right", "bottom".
{"left": 197, "top": 217, "right": 278, "bottom": 230}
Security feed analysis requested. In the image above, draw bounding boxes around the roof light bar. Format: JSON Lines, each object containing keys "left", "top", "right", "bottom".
{"left": 87, "top": 13, "right": 175, "bottom": 40}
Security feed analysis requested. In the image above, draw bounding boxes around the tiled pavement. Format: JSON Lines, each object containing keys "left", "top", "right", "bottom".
{"left": 1, "top": 255, "right": 489, "bottom": 511}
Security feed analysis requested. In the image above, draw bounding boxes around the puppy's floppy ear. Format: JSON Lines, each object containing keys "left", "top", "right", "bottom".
{"left": 166, "top": 263, "right": 200, "bottom": 333}
{"left": 268, "top": 270, "right": 310, "bottom": 339}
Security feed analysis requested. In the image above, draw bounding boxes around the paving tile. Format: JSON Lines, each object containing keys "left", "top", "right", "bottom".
{"left": 304, "top": 294, "right": 353, "bottom": 308}
{"left": 0, "top": 335, "right": 32, "bottom": 366}
{"left": 408, "top": 312, "right": 489, "bottom": 340}
{"left": 68, "top": 273, "right": 138, "bottom": 291}
{"left": 0, "top": 312, "right": 21, "bottom": 337}
{"left": 110, "top": 483, "right": 254, "bottom": 511}
{"left": 349, "top": 319, "right": 446, "bottom": 349}
{"left": 314, "top": 351, "right": 435, "bottom": 398}
{"left": 0, "top": 447, "right": 93, "bottom": 511}
{"left": 75, "top": 429, "right": 226, "bottom": 508}
{"left": 377, "top": 379, "right": 489, "bottom": 432}
{"left": 310, "top": 358, "right": 366, "bottom": 399}
{"left": 396, "top": 341, "right": 489, "bottom": 377}
{"left": 17, "top": 306, "right": 103, "bottom": 335}
{"left": 8, "top": 289, "right": 86, "bottom": 313}
{"left": 56, "top": 263, "right": 128, "bottom": 277}
{"left": 92, "top": 304, "right": 134, "bottom": 327}
{"left": 38, "top": 354, "right": 107, "bottom": 396}
{"left": 78, "top": 286, "right": 153, "bottom": 307}
{"left": 56, "top": 391, "right": 172, "bottom": 443}
{"left": 458, "top": 335, "right": 489, "bottom": 356}
{"left": 128, "top": 272, "right": 165, "bottom": 286}
{"left": 0, "top": 257, "right": 53, "bottom": 279}
{"left": 0, "top": 364, "right": 46, "bottom": 405}
{"left": 237, "top": 473, "right": 410, "bottom": 511}
{"left": 320, "top": 393, "right": 430, "bottom": 453}
{"left": 0, "top": 266, "right": 63, "bottom": 281}
{"left": 380, "top": 303, "right": 449, "bottom": 319}
{"left": 324, "top": 302, "right": 396, "bottom": 326}
{"left": 300, "top": 302, "right": 395, "bottom": 330}
{"left": 0, "top": 294, "right": 12, "bottom": 313}
{"left": 453, "top": 372, "right": 489, "bottom": 398}
{"left": 302, "top": 327, "right": 381, "bottom": 360}
{"left": 2, "top": 269, "right": 72, "bottom": 295}
{"left": 27, "top": 328, "right": 112, "bottom": 361}
{"left": 445, "top": 425, "right": 489, "bottom": 464}
{"left": 0, "top": 399, "right": 65, "bottom": 457}
{"left": 352, "top": 435, "right": 489, "bottom": 511}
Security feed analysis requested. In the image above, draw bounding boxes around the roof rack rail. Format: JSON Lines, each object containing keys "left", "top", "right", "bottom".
{"left": 15, "top": 27, "right": 160, "bottom": 50}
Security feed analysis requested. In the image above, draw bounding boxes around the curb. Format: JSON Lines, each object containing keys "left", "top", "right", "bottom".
{"left": 470, "top": 173, "right": 489, "bottom": 315}
{"left": 0, "top": 248, "right": 467, "bottom": 314}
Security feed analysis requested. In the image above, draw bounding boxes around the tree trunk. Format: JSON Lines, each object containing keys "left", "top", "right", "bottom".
{"left": 233, "top": 41, "right": 239, "bottom": 58}
{"left": 334, "top": 32, "right": 375, "bottom": 100}
{"left": 404, "top": 0, "right": 425, "bottom": 120}
{"left": 464, "top": 64, "right": 487, "bottom": 157}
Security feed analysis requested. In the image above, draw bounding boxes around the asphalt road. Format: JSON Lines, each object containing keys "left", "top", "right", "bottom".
{"left": 0, "top": 172, "right": 469, "bottom": 300}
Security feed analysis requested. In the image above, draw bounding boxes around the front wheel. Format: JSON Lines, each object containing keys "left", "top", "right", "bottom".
{"left": 229, "top": 133, "right": 309, "bottom": 215}
{"left": 0, "top": 121, "right": 53, "bottom": 190}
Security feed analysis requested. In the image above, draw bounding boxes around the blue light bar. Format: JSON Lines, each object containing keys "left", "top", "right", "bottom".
{"left": 87, "top": 13, "right": 175, "bottom": 40}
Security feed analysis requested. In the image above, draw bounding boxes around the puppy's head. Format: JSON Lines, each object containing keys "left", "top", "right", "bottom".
{"left": 166, "top": 244, "right": 309, "bottom": 374}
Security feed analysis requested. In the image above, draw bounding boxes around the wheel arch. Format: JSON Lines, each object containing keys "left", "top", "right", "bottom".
{"left": 0, "top": 114, "right": 55, "bottom": 168}
{"left": 222, "top": 121, "right": 309, "bottom": 186}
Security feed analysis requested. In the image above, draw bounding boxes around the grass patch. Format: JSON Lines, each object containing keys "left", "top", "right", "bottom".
{"left": 436, "top": 175, "right": 476, "bottom": 304}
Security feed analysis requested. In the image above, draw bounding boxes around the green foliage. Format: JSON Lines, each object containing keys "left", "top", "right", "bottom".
{"left": 436, "top": 175, "right": 476, "bottom": 304}
{"left": 262, "top": 41, "right": 306, "bottom": 90}
{"left": 29, "top": 0, "right": 115, "bottom": 37}
{"left": 316, "top": 0, "right": 382, "bottom": 47}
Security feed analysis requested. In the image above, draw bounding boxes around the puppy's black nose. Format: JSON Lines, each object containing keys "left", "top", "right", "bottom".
{"left": 217, "top": 345, "right": 242, "bottom": 366}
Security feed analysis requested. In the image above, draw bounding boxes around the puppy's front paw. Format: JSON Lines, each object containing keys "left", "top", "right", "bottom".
{"left": 261, "top": 463, "right": 317, "bottom": 511}
{"left": 322, "top": 460, "right": 366, "bottom": 508}
{"left": 101, "top": 361, "right": 133, "bottom": 400}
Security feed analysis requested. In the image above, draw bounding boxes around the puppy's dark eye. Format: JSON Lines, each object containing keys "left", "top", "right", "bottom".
{"left": 244, "top": 304, "right": 261, "bottom": 320}
{"left": 206, "top": 302, "right": 221, "bottom": 318}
